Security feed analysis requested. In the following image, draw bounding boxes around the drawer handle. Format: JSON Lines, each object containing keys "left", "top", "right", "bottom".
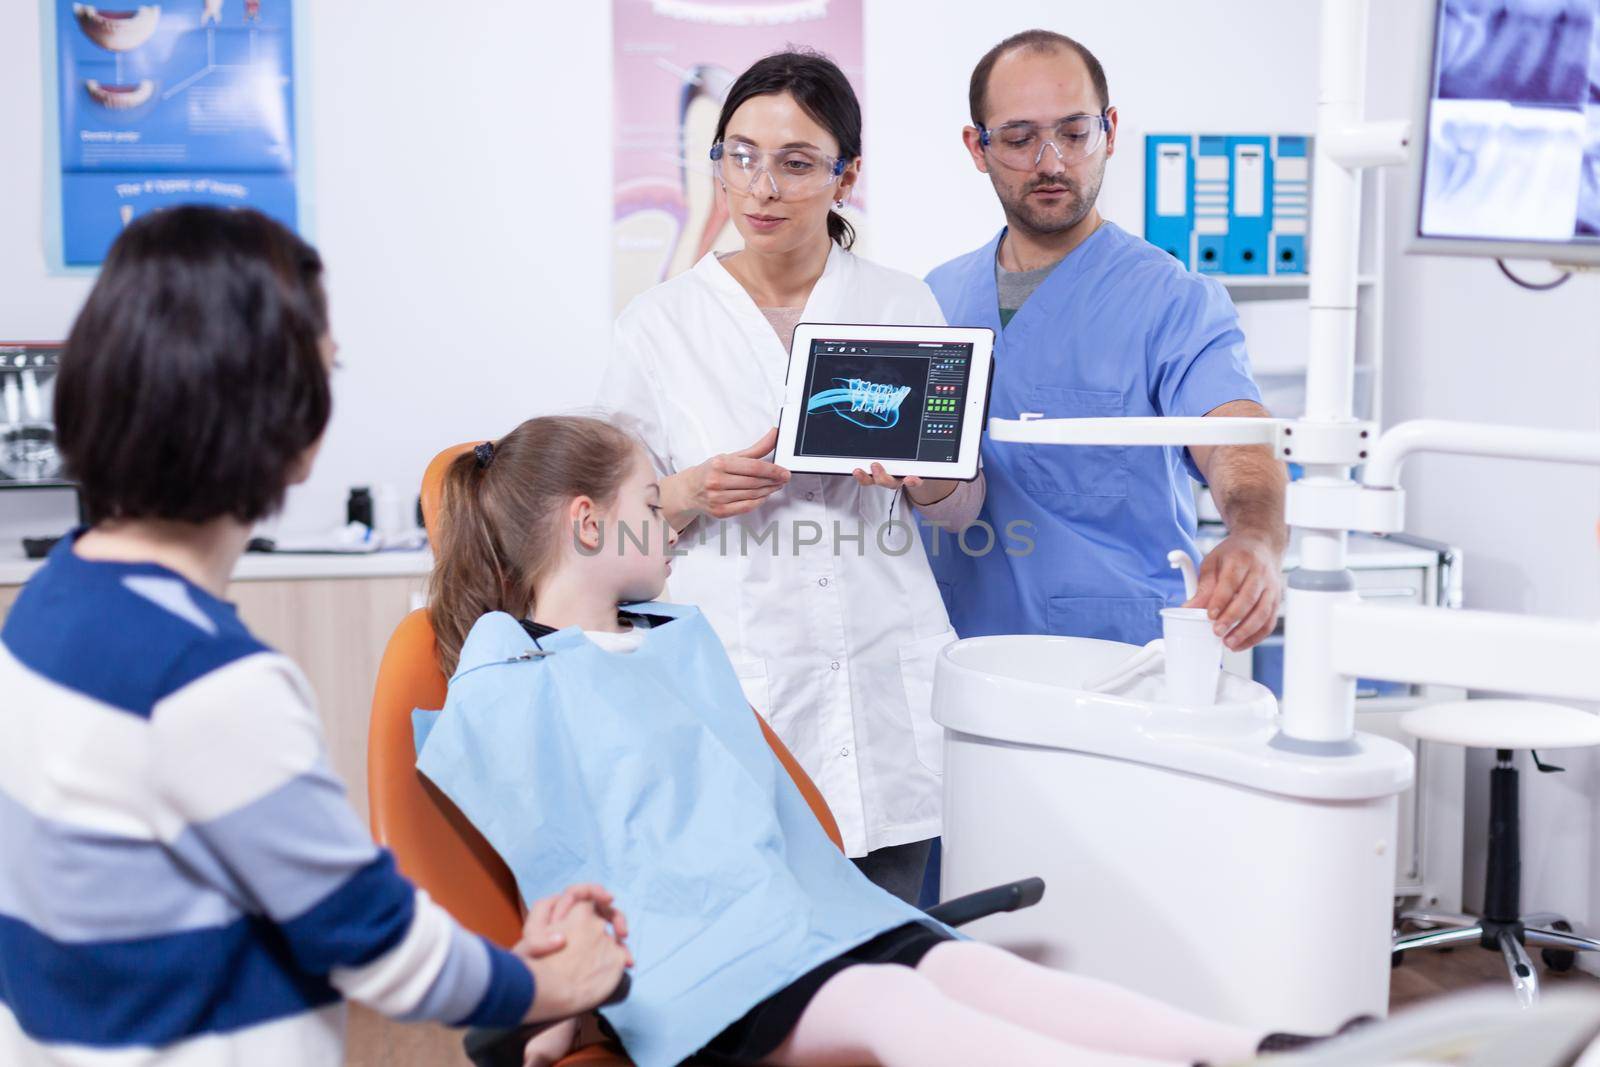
{"left": 1359, "top": 587, "right": 1419, "bottom": 600}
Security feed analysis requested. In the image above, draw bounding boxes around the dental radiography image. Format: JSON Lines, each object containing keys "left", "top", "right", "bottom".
{"left": 796, "top": 352, "right": 927, "bottom": 462}
{"left": 1437, "top": 0, "right": 1597, "bottom": 106}
{"left": 0, "top": 350, "right": 63, "bottom": 484}
{"left": 1579, "top": 110, "right": 1600, "bottom": 234}
{"left": 1422, "top": 99, "right": 1589, "bottom": 239}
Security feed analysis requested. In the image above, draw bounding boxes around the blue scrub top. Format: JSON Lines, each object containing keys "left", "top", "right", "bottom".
{"left": 923, "top": 221, "right": 1261, "bottom": 646}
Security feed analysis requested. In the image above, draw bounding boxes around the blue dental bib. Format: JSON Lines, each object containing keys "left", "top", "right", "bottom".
{"left": 414, "top": 602, "right": 932, "bottom": 1067}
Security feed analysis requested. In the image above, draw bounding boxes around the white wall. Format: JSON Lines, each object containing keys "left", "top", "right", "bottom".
{"left": 3, "top": 0, "right": 1323, "bottom": 534}
{"left": 5, "top": 0, "right": 1598, "bottom": 940}
{"left": 0, "top": 0, "right": 616, "bottom": 536}
{"left": 862, "top": 1, "right": 1321, "bottom": 275}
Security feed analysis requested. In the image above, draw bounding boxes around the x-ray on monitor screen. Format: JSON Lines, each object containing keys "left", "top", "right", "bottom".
{"left": 1414, "top": 0, "right": 1600, "bottom": 261}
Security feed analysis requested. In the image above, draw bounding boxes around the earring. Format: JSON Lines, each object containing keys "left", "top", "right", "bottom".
{"left": 835, "top": 199, "right": 845, "bottom": 209}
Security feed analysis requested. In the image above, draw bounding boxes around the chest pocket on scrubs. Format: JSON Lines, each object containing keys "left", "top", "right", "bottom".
{"left": 1021, "top": 386, "right": 1129, "bottom": 514}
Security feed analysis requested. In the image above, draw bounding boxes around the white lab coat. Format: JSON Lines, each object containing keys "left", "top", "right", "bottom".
{"left": 602, "top": 245, "right": 956, "bottom": 856}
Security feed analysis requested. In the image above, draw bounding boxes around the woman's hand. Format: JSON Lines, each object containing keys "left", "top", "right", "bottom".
{"left": 519, "top": 901, "right": 632, "bottom": 1022}
{"left": 850, "top": 462, "right": 956, "bottom": 507}
{"left": 517, "top": 886, "right": 633, "bottom": 1024}
{"left": 517, "top": 884, "right": 631, "bottom": 964}
{"left": 662, "top": 428, "right": 790, "bottom": 529}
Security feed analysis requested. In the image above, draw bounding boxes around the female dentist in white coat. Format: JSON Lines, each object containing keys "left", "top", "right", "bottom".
{"left": 601, "top": 50, "right": 984, "bottom": 902}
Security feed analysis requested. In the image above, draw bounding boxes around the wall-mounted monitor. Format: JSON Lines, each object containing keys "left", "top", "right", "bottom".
{"left": 1410, "top": 0, "right": 1600, "bottom": 265}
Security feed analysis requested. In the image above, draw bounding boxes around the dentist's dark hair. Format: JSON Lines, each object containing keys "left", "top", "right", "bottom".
{"left": 969, "top": 29, "right": 1109, "bottom": 126}
{"left": 428, "top": 416, "right": 638, "bottom": 677}
{"left": 714, "top": 49, "right": 862, "bottom": 249}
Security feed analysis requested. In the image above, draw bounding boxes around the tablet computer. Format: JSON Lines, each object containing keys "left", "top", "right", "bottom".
{"left": 775, "top": 323, "right": 995, "bottom": 481}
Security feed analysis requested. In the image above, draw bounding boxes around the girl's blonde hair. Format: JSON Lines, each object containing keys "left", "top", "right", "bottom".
{"left": 428, "top": 415, "right": 639, "bottom": 676}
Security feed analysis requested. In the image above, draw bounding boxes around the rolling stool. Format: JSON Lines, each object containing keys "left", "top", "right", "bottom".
{"left": 1392, "top": 700, "right": 1600, "bottom": 1006}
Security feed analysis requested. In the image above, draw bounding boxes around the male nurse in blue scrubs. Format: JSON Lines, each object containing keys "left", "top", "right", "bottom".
{"left": 925, "top": 29, "right": 1288, "bottom": 652}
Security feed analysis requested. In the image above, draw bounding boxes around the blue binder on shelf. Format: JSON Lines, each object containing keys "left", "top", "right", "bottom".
{"left": 1192, "top": 136, "right": 1230, "bottom": 273}
{"left": 1224, "top": 135, "right": 1272, "bottom": 274}
{"left": 1271, "top": 136, "right": 1310, "bottom": 274}
{"left": 1144, "top": 135, "right": 1193, "bottom": 264}
{"left": 1144, "top": 133, "right": 1312, "bottom": 277}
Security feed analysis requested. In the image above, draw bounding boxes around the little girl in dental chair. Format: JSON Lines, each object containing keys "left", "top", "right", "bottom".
{"left": 417, "top": 415, "right": 1324, "bottom": 1067}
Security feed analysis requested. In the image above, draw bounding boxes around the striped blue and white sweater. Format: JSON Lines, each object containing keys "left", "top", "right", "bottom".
{"left": 0, "top": 536, "right": 535, "bottom": 1064}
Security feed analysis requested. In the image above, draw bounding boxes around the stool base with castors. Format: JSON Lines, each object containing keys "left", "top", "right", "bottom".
{"left": 1392, "top": 700, "right": 1600, "bottom": 1007}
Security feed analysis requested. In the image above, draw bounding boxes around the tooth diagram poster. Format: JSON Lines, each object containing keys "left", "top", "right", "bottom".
{"left": 48, "top": 0, "right": 303, "bottom": 267}
{"left": 612, "top": 0, "right": 864, "bottom": 314}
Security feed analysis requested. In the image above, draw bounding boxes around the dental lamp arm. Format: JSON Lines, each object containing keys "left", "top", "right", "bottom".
{"left": 1364, "top": 420, "right": 1600, "bottom": 490}
{"left": 989, "top": 414, "right": 1279, "bottom": 446}
{"left": 1187, "top": 400, "right": 1290, "bottom": 651}
{"left": 1324, "top": 418, "right": 1600, "bottom": 708}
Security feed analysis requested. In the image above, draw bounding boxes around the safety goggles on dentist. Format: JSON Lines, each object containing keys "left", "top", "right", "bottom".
{"left": 977, "top": 112, "right": 1111, "bottom": 170}
{"left": 709, "top": 140, "right": 848, "bottom": 197}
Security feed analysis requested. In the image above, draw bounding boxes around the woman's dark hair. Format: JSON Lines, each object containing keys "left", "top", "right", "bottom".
{"left": 713, "top": 49, "right": 862, "bottom": 249}
{"left": 55, "top": 205, "right": 332, "bottom": 526}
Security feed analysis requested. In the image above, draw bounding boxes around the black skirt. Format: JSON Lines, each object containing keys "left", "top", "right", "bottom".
{"left": 697, "top": 921, "right": 955, "bottom": 1064}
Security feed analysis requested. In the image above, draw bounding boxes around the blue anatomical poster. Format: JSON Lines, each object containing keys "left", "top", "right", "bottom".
{"left": 50, "top": 1, "right": 302, "bottom": 266}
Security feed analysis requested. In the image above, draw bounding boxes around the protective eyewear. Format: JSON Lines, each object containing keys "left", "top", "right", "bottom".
{"left": 977, "top": 113, "right": 1111, "bottom": 170}
{"left": 709, "top": 141, "right": 847, "bottom": 197}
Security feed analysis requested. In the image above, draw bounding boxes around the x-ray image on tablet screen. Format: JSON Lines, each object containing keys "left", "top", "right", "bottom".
{"left": 797, "top": 341, "right": 972, "bottom": 462}
{"left": 776, "top": 325, "right": 993, "bottom": 481}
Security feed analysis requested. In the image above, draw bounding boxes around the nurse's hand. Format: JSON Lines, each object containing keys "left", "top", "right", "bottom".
{"left": 663, "top": 428, "right": 790, "bottom": 528}
{"left": 520, "top": 900, "right": 633, "bottom": 1023}
{"left": 850, "top": 462, "right": 957, "bottom": 507}
{"left": 1185, "top": 532, "right": 1283, "bottom": 652}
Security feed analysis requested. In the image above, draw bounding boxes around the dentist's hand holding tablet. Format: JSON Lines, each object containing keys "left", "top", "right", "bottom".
{"left": 661, "top": 427, "right": 791, "bottom": 528}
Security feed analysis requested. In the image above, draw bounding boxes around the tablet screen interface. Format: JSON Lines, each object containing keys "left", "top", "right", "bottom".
{"left": 794, "top": 337, "right": 975, "bottom": 464}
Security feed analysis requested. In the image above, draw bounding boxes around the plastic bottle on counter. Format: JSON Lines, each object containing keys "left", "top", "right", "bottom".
{"left": 346, "top": 486, "right": 374, "bottom": 529}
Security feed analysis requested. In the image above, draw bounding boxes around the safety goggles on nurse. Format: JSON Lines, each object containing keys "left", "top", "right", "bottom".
{"left": 710, "top": 140, "right": 850, "bottom": 199}
{"left": 976, "top": 111, "right": 1112, "bottom": 170}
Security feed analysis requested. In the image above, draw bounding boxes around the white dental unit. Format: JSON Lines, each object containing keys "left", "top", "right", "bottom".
{"left": 936, "top": 0, "right": 1600, "bottom": 1033}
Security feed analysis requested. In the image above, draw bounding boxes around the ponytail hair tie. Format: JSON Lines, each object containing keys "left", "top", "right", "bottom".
{"left": 474, "top": 441, "right": 495, "bottom": 468}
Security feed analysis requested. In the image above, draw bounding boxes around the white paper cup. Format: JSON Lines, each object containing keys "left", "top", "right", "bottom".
{"left": 1160, "top": 607, "right": 1223, "bottom": 706}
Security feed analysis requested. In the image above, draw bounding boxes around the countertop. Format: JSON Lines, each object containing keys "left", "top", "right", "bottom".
{"left": 1196, "top": 528, "right": 1444, "bottom": 571}
{"left": 0, "top": 545, "right": 433, "bottom": 586}
{"left": 0, "top": 530, "right": 1440, "bottom": 588}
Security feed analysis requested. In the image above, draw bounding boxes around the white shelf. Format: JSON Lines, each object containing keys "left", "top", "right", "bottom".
{"left": 1214, "top": 273, "right": 1379, "bottom": 287}
{"left": 1216, "top": 274, "right": 1378, "bottom": 299}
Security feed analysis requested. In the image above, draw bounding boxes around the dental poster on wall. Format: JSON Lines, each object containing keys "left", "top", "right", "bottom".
{"left": 612, "top": 0, "right": 864, "bottom": 314}
{"left": 48, "top": 1, "right": 302, "bottom": 268}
